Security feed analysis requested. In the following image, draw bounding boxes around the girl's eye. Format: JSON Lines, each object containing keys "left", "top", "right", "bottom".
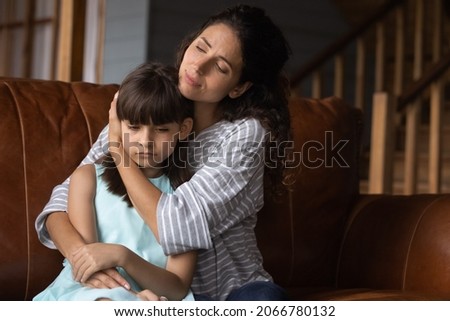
{"left": 127, "top": 124, "right": 140, "bottom": 131}
{"left": 155, "top": 127, "right": 169, "bottom": 132}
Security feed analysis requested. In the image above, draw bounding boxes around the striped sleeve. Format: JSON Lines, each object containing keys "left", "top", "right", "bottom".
{"left": 35, "top": 126, "right": 110, "bottom": 249}
{"left": 157, "top": 118, "right": 266, "bottom": 255}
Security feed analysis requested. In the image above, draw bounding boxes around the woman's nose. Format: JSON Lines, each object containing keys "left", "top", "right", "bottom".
{"left": 193, "top": 56, "right": 212, "bottom": 75}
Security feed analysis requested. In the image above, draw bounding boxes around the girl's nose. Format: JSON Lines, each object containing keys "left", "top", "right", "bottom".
{"left": 138, "top": 128, "right": 153, "bottom": 146}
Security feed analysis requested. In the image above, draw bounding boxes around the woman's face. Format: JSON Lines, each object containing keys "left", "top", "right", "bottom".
{"left": 178, "top": 23, "right": 247, "bottom": 104}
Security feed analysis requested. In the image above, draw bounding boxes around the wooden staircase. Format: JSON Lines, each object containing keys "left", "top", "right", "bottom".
{"left": 290, "top": 0, "right": 450, "bottom": 195}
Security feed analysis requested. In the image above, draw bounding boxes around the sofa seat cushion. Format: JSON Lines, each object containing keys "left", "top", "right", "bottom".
{"left": 287, "top": 287, "right": 450, "bottom": 300}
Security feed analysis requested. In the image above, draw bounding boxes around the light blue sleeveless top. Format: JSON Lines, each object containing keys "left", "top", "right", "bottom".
{"left": 33, "top": 164, "right": 194, "bottom": 301}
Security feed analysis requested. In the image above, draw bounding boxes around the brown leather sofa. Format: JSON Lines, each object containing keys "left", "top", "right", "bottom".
{"left": 1, "top": 77, "right": 450, "bottom": 300}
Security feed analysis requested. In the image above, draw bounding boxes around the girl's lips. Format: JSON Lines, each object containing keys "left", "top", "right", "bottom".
{"left": 138, "top": 152, "right": 154, "bottom": 158}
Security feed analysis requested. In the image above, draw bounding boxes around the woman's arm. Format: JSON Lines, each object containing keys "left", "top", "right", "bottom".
{"left": 120, "top": 248, "right": 196, "bottom": 300}
{"left": 111, "top": 117, "right": 266, "bottom": 255}
{"left": 72, "top": 243, "right": 196, "bottom": 300}
{"left": 109, "top": 143, "right": 161, "bottom": 240}
{"left": 108, "top": 95, "right": 161, "bottom": 239}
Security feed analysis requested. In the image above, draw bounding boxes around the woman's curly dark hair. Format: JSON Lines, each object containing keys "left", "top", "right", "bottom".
{"left": 176, "top": 5, "right": 293, "bottom": 197}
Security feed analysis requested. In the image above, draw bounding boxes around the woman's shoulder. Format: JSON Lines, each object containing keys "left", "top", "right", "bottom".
{"left": 212, "top": 117, "right": 265, "bottom": 136}
{"left": 194, "top": 118, "right": 266, "bottom": 146}
{"left": 227, "top": 117, "right": 266, "bottom": 139}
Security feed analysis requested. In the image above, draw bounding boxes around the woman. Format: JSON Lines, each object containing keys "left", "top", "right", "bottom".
{"left": 36, "top": 4, "right": 292, "bottom": 300}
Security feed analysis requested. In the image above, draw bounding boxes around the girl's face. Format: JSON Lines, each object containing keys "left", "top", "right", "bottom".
{"left": 178, "top": 23, "right": 251, "bottom": 104}
{"left": 121, "top": 119, "right": 192, "bottom": 177}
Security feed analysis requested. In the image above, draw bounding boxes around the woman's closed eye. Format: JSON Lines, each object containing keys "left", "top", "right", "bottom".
{"left": 196, "top": 45, "right": 206, "bottom": 53}
{"left": 216, "top": 63, "right": 227, "bottom": 74}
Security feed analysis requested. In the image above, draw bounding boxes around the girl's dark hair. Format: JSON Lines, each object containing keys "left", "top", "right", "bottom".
{"left": 176, "top": 4, "right": 293, "bottom": 196}
{"left": 103, "top": 62, "right": 194, "bottom": 206}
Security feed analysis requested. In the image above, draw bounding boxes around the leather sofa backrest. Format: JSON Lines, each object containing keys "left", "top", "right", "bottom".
{"left": 337, "top": 194, "right": 450, "bottom": 295}
{"left": 0, "top": 78, "right": 118, "bottom": 299}
{"left": 256, "top": 96, "right": 362, "bottom": 289}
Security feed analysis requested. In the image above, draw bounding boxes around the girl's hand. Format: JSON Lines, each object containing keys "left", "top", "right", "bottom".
{"left": 71, "top": 242, "right": 126, "bottom": 283}
{"left": 135, "top": 289, "right": 166, "bottom": 301}
{"left": 109, "top": 91, "right": 121, "bottom": 148}
{"left": 83, "top": 268, "right": 131, "bottom": 291}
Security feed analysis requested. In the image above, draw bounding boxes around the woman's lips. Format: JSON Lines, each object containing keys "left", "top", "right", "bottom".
{"left": 184, "top": 71, "right": 200, "bottom": 87}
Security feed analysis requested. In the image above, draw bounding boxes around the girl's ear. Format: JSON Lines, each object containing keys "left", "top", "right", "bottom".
{"left": 228, "top": 81, "right": 252, "bottom": 99}
{"left": 179, "top": 118, "right": 194, "bottom": 140}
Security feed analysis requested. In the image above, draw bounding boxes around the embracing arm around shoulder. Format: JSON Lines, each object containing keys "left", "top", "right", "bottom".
{"left": 111, "top": 118, "right": 267, "bottom": 255}
{"left": 110, "top": 143, "right": 162, "bottom": 240}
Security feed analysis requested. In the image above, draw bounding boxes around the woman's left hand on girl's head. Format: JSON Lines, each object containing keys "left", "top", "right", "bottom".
{"left": 109, "top": 91, "right": 122, "bottom": 146}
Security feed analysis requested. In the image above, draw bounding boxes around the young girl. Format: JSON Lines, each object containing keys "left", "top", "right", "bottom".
{"left": 33, "top": 62, "right": 195, "bottom": 301}
{"left": 36, "top": 4, "right": 292, "bottom": 300}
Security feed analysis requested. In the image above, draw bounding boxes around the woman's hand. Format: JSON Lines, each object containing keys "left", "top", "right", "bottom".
{"left": 109, "top": 91, "right": 122, "bottom": 148}
{"left": 71, "top": 242, "right": 126, "bottom": 283}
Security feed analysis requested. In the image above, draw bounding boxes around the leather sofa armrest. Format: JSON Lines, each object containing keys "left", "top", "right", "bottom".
{"left": 336, "top": 193, "right": 450, "bottom": 296}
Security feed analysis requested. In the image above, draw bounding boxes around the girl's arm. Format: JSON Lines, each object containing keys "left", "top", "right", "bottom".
{"left": 67, "top": 164, "right": 98, "bottom": 244}
{"left": 72, "top": 242, "right": 196, "bottom": 301}
{"left": 64, "top": 162, "right": 131, "bottom": 290}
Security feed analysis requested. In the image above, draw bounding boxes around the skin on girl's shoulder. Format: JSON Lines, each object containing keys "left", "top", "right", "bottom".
{"left": 72, "top": 163, "right": 95, "bottom": 178}
{"left": 70, "top": 164, "right": 96, "bottom": 190}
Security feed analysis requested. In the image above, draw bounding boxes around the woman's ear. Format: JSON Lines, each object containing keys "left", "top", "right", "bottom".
{"left": 228, "top": 81, "right": 252, "bottom": 99}
{"left": 179, "top": 118, "right": 194, "bottom": 140}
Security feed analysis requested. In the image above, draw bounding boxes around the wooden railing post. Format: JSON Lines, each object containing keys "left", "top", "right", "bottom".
{"left": 56, "top": 0, "right": 86, "bottom": 81}
{"left": 354, "top": 38, "right": 366, "bottom": 110}
{"left": 428, "top": 80, "right": 443, "bottom": 193}
{"left": 369, "top": 92, "right": 395, "bottom": 194}
{"left": 374, "top": 22, "right": 385, "bottom": 91}
{"left": 403, "top": 100, "right": 420, "bottom": 194}
{"left": 334, "top": 54, "right": 345, "bottom": 98}
{"left": 311, "top": 70, "right": 322, "bottom": 99}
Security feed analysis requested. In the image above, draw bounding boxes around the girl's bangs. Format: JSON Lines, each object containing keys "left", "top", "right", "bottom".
{"left": 118, "top": 90, "right": 184, "bottom": 125}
